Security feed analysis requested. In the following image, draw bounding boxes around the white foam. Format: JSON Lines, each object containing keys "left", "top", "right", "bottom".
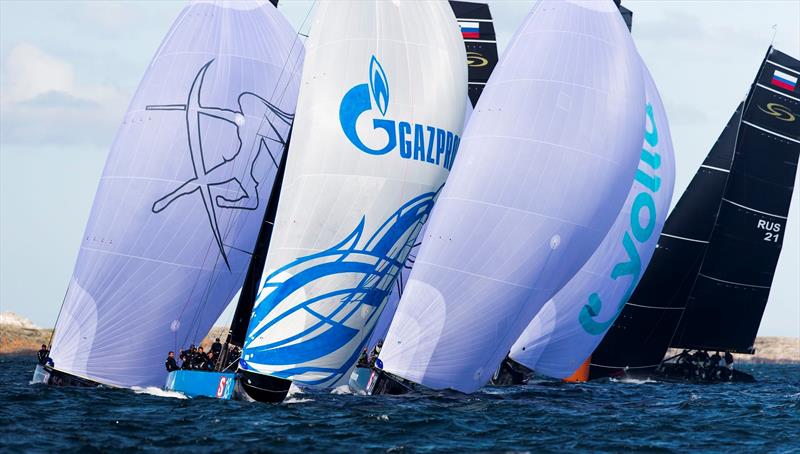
{"left": 131, "top": 386, "right": 188, "bottom": 399}
{"left": 330, "top": 385, "right": 354, "bottom": 395}
{"left": 610, "top": 377, "right": 657, "bottom": 385}
{"left": 285, "top": 383, "right": 303, "bottom": 397}
{"left": 284, "top": 397, "right": 314, "bottom": 404}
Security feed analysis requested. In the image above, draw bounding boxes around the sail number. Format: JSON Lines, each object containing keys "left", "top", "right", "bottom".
{"left": 757, "top": 219, "right": 781, "bottom": 242}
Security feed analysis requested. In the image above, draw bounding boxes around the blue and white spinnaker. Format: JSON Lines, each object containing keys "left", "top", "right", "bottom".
{"left": 241, "top": 0, "right": 467, "bottom": 388}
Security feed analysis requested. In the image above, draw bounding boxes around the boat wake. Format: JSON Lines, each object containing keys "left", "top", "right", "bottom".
{"left": 610, "top": 377, "right": 658, "bottom": 385}
{"left": 131, "top": 386, "right": 188, "bottom": 399}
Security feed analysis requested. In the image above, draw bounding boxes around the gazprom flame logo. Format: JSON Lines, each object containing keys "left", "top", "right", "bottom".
{"left": 339, "top": 56, "right": 460, "bottom": 170}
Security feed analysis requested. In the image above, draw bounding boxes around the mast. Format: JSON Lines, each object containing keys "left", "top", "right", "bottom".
{"left": 224, "top": 131, "right": 291, "bottom": 351}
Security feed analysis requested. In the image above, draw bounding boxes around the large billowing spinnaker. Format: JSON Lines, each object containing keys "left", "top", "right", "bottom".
{"left": 49, "top": 0, "right": 303, "bottom": 388}
{"left": 378, "top": 0, "right": 646, "bottom": 393}
{"left": 508, "top": 64, "right": 676, "bottom": 379}
{"left": 241, "top": 0, "right": 467, "bottom": 388}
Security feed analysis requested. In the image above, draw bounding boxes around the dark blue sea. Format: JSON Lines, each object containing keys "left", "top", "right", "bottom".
{"left": 1, "top": 355, "right": 798, "bottom": 452}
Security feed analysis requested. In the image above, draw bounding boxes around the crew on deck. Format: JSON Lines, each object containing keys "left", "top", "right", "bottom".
{"left": 37, "top": 344, "right": 50, "bottom": 366}
{"left": 666, "top": 349, "right": 735, "bottom": 381}
{"left": 165, "top": 351, "right": 180, "bottom": 372}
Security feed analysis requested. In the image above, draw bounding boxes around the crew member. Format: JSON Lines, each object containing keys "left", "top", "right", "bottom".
{"left": 192, "top": 347, "right": 207, "bottom": 370}
{"left": 210, "top": 338, "right": 222, "bottom": 358}
{"left": 165, "top": 351, "right": 180, "bottom": 372}
{"left": 37, "top": 344, "right": 50, "bottom": 366}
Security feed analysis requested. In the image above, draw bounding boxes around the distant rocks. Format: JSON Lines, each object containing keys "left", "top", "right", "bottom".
{"left": 0, "top": 312, "right": 51, "bottom": 354}
{"left": 0, "top": 312, "right": 40, "bottom": 330}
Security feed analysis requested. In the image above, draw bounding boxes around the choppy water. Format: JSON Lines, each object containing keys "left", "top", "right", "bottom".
{"left": 1, "top": 355, "right": 798, "bottom": 452}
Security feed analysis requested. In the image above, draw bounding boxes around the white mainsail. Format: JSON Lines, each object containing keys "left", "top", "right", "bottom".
{"left": 378, "top": 0, "right": 647, "bottom": 393}
{"left": 241, "top": 0, "right": 468, "bottom": 388}
{"left": 508, "top": 64, "right": 676, "bottom": 379}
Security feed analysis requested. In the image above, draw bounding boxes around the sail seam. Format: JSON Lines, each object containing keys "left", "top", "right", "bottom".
{"left": 742, "top": 120, "right": 800, "bottom": 144}
{"left": 699, "top": 164, "right": 729, "bottom": 173}
{"left": 756, "top": 83, "right": 800, "bottom": 102}
{"left": 80, "top": 246, "right": 209, "bottom": 270}
{"left": 722, "top": 197, "right": 788, "bottom": 219}
{"left": 698, "top": 272, "right": 772, "bottom": 289}
{"left": 766, "top": 59, "right": 800, "bottom": 77}
{"left": 660, "top": 233, "right": 709, "bottom": 244}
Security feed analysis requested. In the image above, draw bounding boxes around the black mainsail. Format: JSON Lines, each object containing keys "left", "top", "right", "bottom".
{"left": 590, "top": 47, "right": 799, "bottom": 378}
{"left": 449, "top": 0, "right": 499, "bottom": 106}
{"left": 672, "top": 49, "right": 800, "bottom": 353}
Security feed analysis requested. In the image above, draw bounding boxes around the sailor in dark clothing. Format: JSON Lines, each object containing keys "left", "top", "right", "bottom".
{"left": 357, "top": 348, "right": 369, "bottom": 367}
{"left": 165, "top": 351, "right": 180, "bottom": 372}
{"left": 210, "top": 338, "right": 223, "bottom": 357}
{"left": 180, "top": 345, "right": 195, "bottom": 370}
{"left": 192, "top": 347, "right": 207, "bottom": 370}
{"left": 369, "top": 340, "right": 383, "bottom": 366}
{"left": 37, "top": 344, "right": 50, "bottom": 366}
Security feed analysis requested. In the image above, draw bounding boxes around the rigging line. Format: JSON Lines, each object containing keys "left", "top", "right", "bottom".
{"left": 663, "top": 48, "right": 772, "bottom": 353}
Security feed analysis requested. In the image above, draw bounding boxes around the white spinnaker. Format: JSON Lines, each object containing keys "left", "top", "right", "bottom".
{"left": 509, "top": 64, "right": 676, "bottom": 379}
{"left": 241, "top": 0, "right": 467, "bottom": 388}
{"left": 48, "top": 0, "right": 302, "bottom": 388}
{"left": 378, "top": 0, "right": 646, "bottom": 393}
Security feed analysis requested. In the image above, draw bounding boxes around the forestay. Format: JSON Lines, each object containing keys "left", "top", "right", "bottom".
{"left": 241, "top": 0, "right": 467, "bottom": 388}
{"left": 509, "top": 64, "right": 676, "bottom": 379}
{"left": 378, "top": 0, "right": 646, "bottom": 393}
{"left": 49, "top": 0, "right": 303, "bottom": 388}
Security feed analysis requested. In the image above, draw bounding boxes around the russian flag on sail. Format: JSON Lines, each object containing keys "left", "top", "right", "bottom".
{"left": 771, "top": 69, "right": 797, "bottom": 91}
{"left": 459, "top": 21, "right": 480, "bottom": 39}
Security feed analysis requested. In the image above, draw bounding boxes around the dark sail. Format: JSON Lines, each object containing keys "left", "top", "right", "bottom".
{"left": 589, "top": 105, "right": 742, "bottom": 378}
{"left": 614, "top": 0, "right": 633, "bottom": 31}
{"left": 226, "top": 132, "right": 291, "bottom": 348}
{"left": 449, "top": 0, "right": 498, "bottom": 106}
{"left": 590, "top": 47, "right": 799, "bottom": 378}
{"left": 672, "top": 48, "right": 800, "bottom": 353}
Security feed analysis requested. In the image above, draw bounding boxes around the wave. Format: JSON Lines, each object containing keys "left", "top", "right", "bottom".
{"left": 130, "top": 386, "right": 188, "bottom": 399}
{"left": 609, "top": 377, "right": 658, "bottom": 385}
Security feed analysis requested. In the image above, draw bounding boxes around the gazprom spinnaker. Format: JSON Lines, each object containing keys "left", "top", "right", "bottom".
{"left": 239, "top": 0, "right": 467, "bottom": 401}
{"left": 367, "top": 0, "right": 499, "bottom": 351}
{"left": 37, "top": 0, "right": 303, "bottom": 389}
{"left": 506, "top": 63, "right": 676, "bottom": 380}
{"left": 374, "top": 0, "right": 647, "bottom": 394}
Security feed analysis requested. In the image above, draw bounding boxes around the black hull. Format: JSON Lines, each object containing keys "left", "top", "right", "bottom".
{"left": 490, "top": 356, "right": 533, "bottom": 386}
{"left": 369, "top": 369, "right": 415, "bottom": 395}
{"left": 597, "top": 364, "right": 756, "bottom": 384}
{"left": 32, "top": 364, "right": 106, "bottom": 388}
{"left": 235, "top": 370, "right": 292, "bottom": 403}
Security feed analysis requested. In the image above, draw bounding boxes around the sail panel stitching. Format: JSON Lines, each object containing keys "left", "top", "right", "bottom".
{"left": 698, "top": 272, "right": 772, "bottom": 289}
{"left": 660, "top": 233, "right": 710, "bottom": 244}
{"left": 756, "top": 83, "right": 800, "bottom": 102}
{"left": 722, "top": 197, "right": 788, "bottom": 219}
{"left": 742, "top": 120, "right": 800, "bottom": 144}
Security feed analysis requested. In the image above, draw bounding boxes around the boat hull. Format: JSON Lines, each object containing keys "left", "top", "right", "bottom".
{"left": 489, "top": 356, "right": 533, "bottom": 386}
{"left": 31, "top": 364, "right": 105, "bottom": 387}
{"left": 348, "top": 366, "right": 413, "bottom": 395}
{"left": 165, "top": 370, "right": 236, "bottom": 399}
{"left": 236, "top": 369, "right": 292, "bottom": 403}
